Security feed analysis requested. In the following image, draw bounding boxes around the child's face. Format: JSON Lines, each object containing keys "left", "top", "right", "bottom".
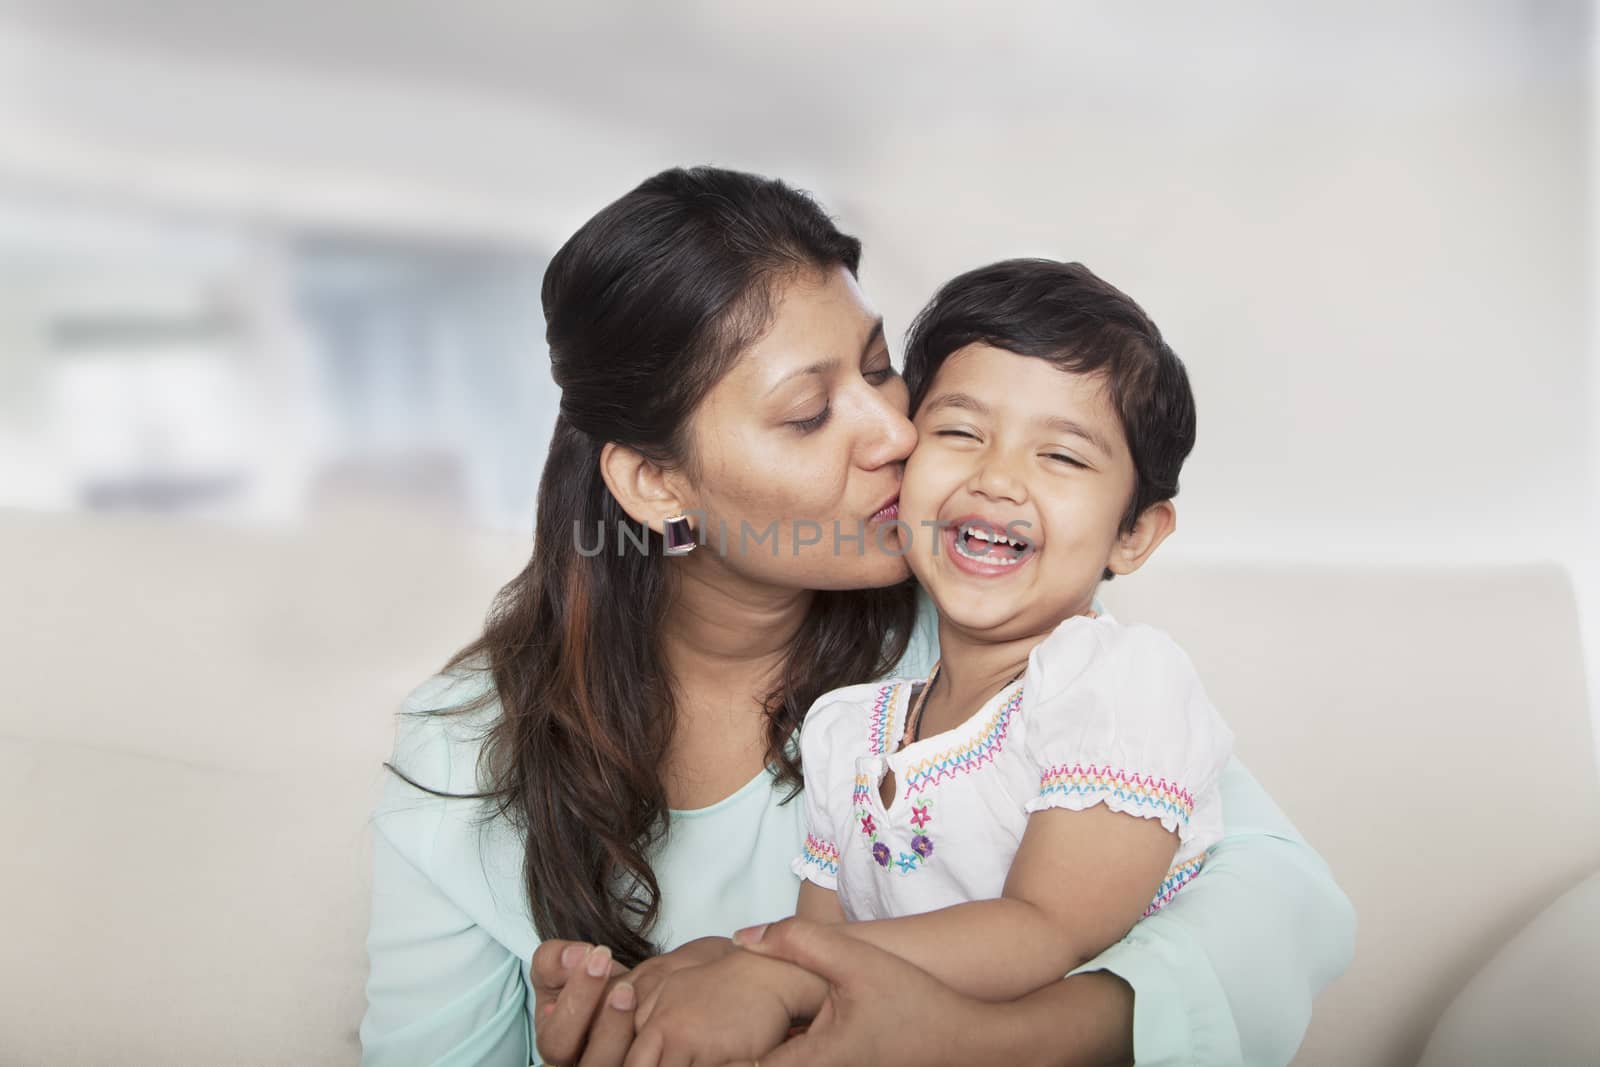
{"left": 899, "top": 344, "right": 1143, "bottom": 639}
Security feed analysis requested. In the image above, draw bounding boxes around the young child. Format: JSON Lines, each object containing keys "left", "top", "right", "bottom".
{"left": 632, "top": 258, "right": 1233, "bottom": 1061}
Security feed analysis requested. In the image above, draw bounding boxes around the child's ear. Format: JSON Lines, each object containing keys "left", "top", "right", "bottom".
{"left": 1107, "top": 500, "right": 1176, "bottom": 577}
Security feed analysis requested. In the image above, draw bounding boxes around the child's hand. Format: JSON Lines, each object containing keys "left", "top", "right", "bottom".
{"left": 629, "top": 951, "right": 801, "bottom": 1066}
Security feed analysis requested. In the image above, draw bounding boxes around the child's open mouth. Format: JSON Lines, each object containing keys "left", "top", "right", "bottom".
{"left": 946, "top": 520, "right": 1036, "bottom": 574}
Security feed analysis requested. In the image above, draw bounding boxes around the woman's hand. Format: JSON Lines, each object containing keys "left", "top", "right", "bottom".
{"left": 531, "top": 937, "right": 741, "bottom": 1067}
{"left": 734, "top": 918, "right": 1134, "bottom": 1067}
{"left": 625, "top": 948, "right": 829, "bottom": 1067}
{"left": 732, "top": 918, "right": 993, "bottom": 1066}
{"left": 531, "top": 940, "right": 633, "bottom": 1067}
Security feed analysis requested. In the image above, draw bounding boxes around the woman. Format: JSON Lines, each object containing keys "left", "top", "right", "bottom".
{"left": 361, "top": 166, "right": 1353, "bottom": 1067}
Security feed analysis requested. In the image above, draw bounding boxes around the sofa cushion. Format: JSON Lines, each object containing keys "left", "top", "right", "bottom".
{"left": 0, "top": 734, "right": 379, "bottom": 1065}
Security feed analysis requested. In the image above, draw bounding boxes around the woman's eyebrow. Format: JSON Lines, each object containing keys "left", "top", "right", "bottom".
{"left": 764, "top": 319, "right": 886, "bottom": 396}
{"left": 765, "top": 358, "right": 838, "bottom": 396}
{"left": 860, "top": 319, "right": 885, "bottom": 356}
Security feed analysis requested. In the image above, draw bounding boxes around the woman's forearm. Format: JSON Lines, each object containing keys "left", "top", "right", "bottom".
{"left": 735, "top": 916, "right": 1135, "bottom": 1067}
{"left": 987, "top": 971, "right": 1135, "bottom": 1067}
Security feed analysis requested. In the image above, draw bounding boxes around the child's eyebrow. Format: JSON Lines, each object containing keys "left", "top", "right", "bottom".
{"left": 922, "top": 391, "right": 988, "bottom": 415}
{"left": 925, "top": 392, "right": 1113, "bottom": 457}
{"left": 1038, "top": 415, "right": 1113, "bottom": 457}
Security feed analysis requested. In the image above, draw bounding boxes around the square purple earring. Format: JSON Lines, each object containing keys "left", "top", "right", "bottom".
{"left": 663, "top": 514, "right": 697, "bottom": 556}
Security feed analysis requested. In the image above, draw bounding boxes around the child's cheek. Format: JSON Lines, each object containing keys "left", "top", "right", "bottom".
{"left": 897, "top": 447, "right": 939, "bottom": 528}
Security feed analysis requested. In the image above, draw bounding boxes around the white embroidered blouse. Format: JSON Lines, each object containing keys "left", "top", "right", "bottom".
{"left": 792, "top": 611, "right": 1235, "bottom": 922}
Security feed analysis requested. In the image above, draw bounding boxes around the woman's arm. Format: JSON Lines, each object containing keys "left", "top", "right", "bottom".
{"left": 361, "top": 813, "right": 530, "bottom": 1066}
{"left": 361, "top": 678, "right": 534, "bottom": 1067}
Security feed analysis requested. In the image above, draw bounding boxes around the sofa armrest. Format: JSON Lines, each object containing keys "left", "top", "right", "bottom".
{"left": 1418, "top": 868, "right": 1600, "bottom": 1067}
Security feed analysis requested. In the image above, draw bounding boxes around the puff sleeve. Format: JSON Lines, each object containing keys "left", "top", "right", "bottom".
{"left": 1020, "top": 616, "right": 1233, "bottom": 854}
{"left": 790, "top": 692, "right": 856, "bottom": 889}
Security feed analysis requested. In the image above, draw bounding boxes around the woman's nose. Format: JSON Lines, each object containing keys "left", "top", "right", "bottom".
{"left": 858, "top": 395, "right": 917, "bottom": 470}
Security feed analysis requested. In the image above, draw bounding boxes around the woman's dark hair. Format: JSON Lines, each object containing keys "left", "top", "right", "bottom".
{"left": 902, "top": 258, "right": 1196, "bottom": 577}
{"left": 389, "top": 167, "right": 916, "bottom": 966}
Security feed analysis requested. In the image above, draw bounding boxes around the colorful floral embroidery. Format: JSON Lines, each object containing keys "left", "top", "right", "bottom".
{"left": 900, "top": 685, "right": 1023, "bottom": 798}
{"left": 1036, "top": 763, "right": 1196, "bottom": 827}
{"left": 802, "top": 833, "right": 840, "bottom": 877}
{"left": 855, "top": 773, "right": 883, "bottom": 854}
{"left": 851, "top": 793, "right": 934, "bottom": 876}
{"left": 886, "top": 797, "right": 936, "bottom": 874}
{"left": 866, "top": 684, "right": 897, "bottom": 755}
{"left": 1144, "top": 855, "right": 1204, "bottom": 916}
{"left": 854, "top": 781, "right": 937, "bottom": 877}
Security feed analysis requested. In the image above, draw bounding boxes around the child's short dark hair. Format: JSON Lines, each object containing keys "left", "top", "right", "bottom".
{"left": 903, "top": 258, "right": 1197, "bottom": 540}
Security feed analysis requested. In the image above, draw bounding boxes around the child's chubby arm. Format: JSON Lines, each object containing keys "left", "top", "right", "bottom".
{"left": 796, "top": 878, "right": 847, "bottom": 923}
{"left": 836, "top": 805, "right": 1179, "bottom": 1002}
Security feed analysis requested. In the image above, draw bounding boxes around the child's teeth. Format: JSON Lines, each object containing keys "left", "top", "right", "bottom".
{"left": 954, "top": 529, "right": 1027, "bottom": 565}
{"left": 962, "top": 526, "right": 1026, "bottom": 549}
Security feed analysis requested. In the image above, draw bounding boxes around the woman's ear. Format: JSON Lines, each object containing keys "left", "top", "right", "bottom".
{"left": 1107, "top": 500, "right": 1176, "bottom": 577}
{"left": 598, "top": 441, "right": 693, "bottom": 534}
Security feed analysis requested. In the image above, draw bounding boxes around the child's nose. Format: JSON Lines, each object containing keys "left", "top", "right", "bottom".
{"left": 968, "top": 456, "right": 1027, "bottom": 504}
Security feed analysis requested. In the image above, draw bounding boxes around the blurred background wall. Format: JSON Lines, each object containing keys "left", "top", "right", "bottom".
{"left": 1, "top": 1, "right": 1595, "bottom": 764}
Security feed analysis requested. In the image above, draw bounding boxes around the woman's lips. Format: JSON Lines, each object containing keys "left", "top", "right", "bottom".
{"left": 868, "top": 498, "right": 899, "bottom": 524}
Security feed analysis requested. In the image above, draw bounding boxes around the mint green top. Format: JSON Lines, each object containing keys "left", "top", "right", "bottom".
{"left": 361, "top": 592, "right": 1353, "bottom": 1066}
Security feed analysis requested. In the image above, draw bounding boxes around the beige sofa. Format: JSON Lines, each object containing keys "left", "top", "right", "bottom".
{"left": 2, "top": 504, "right": 1595, "bottom": 1065}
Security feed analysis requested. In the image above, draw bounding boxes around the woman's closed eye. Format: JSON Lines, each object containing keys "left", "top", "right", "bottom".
{"left": 789, "top": 406, "right": 832, "bottom": 433}
{"left": 861, "top": 345, "right": 896, "bottom": 386}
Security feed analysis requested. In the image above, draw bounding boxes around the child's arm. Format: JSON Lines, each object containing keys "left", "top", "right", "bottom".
{"left": 832, "top": 803, "right": 1179, "bottom": 1001}
{"left": 796, "top": 878, "right": 847, "bottom": 924}
{"left": 700, "top": 805, "right": 1176, "bottom": 1024}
